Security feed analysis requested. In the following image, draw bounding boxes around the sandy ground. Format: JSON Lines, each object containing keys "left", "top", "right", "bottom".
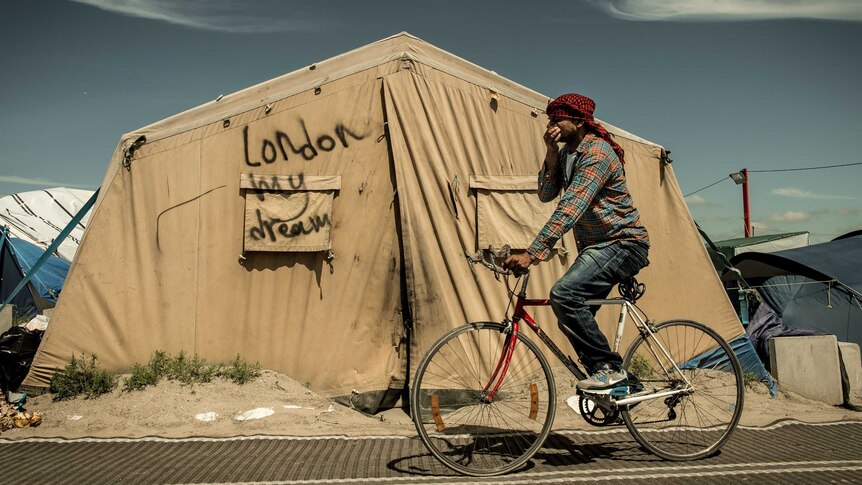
{"left": 1, "top": 369, "right": 860, "bottom": 440}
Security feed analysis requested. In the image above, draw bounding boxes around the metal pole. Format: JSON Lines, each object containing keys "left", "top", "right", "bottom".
{"left": 742, "top": 168, "right": 751, "bottom": 237}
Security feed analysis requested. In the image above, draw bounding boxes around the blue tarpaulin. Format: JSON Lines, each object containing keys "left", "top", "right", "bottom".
{"left": 0, "top": 232, "right": 70, "bottom": 318}
{"left": 681, "top": 333, "right": 778, "bottom": 396}
{"left": 7, "top": 238, "right": 69, "bottom": 304}
{"left": 728, "top": 233, "right": 862, "bottom": 349}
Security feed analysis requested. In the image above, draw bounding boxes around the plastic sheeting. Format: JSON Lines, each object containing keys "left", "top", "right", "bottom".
{"left": 6, "top": 238, "right": 70, "bottom": 304}
{"left": 681, "top": 333, "right": 778, "bottom": 395}
{"left": 1, "top": 233, "right": 70, "bottom": 318}
{"left": 757, "top": 275, "right": 861, "bottom": 348}
{"left": 728, "top": 234, "right": 862, "bottom": 348}
{"left": 729, "top": 234, "right": 862, "bottom": 295}
{"left": 0, "top": 188, "right": 94, "bottom": 263}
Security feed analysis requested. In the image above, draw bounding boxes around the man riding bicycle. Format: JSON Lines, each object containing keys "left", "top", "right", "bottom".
{"left": 504, "top": 93, "right": 650, "bottom": 395}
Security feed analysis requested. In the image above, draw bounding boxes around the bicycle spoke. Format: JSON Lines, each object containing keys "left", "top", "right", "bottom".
{"left": 412, "top": 323, "right": 555, "bottom": 476}
{"left": 621, "top": 320, "right": 743, "bottom": 460}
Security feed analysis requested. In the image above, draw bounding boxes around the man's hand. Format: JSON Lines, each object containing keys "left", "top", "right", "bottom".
{"left": 503, "top": 252, "right": 535, "bottom": 275}
{"left": 543, "top": 124, "right": 562, "bottom": 171}
{"left": 544, "top": 123, "right": 562, "bottom": 149}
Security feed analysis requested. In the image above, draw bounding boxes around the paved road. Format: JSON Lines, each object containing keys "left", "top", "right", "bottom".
{"left": 1, "top": 421, "right": 860, "bottom": 484}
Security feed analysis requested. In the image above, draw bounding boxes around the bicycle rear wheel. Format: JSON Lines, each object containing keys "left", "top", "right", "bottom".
{"left": 411, "top": 322, "right": 556, "bottom": 476}
{"left": 620, "top": 319, "right": 744, "bottom": 460}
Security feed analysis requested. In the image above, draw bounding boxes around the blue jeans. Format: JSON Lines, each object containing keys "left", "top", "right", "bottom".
{"left": 550, "top": 241, "right": 649, "bottom": 374}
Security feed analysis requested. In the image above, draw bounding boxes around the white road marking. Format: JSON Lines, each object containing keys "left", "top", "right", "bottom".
{"left": 2, "top": 418, "right": 858, "bottom": 444}
{"left": 170, "top": 460, "right": 862, "bottom": 484}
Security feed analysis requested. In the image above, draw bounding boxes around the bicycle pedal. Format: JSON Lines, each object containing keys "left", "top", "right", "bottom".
{"left": 578, "top": 387, "right": 627, "bottom": 399}
{"left": 608, "top": 386, "right": 631, "bottom": 398}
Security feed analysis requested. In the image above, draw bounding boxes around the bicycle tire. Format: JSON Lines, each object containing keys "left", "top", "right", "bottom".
{"left": 620, "top": 319, "right": 744, "bottom": 460}
{"left": 411, "top": 322, "right": 556, "bottom": 476}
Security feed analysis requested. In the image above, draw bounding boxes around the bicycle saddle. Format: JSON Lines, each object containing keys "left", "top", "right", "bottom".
{"left": 618, "top": 277, "right": 646, "bottom": 302}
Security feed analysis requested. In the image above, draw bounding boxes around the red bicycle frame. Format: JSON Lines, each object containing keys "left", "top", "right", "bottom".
{"left": 481, "top": 272, "right": 588, "bottom": 402}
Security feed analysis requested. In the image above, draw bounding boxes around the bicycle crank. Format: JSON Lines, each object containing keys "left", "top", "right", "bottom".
{"left": 573, "top": 395, "right": 621, "bottom": 426}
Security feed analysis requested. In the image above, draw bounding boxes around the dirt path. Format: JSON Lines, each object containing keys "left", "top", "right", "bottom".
{"left": 1, "top": 369, "right": 859, "bottom": 440}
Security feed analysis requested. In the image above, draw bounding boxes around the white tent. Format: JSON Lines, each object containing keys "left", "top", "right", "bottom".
{"left": 0, "top": 188, "right": 95, "bottom": 263}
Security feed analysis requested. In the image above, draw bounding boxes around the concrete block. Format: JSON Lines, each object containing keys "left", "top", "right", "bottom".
{"left": 769, "top": 335, "right": 843, "bottom": 405}
{"left": 0, "top": 305, "right": 13, "bottom": 334}
{"left": 41, "top": 307, "right": 55, "bottom": 319}
{"left": 839, "top": 342, "right": 862, "bottom": 395}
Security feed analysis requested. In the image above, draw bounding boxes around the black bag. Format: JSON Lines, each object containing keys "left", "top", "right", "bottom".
{"left": 0, "top": 326, "right": 43, "bottom": 393}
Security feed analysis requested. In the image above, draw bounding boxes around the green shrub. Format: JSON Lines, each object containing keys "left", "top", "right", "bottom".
{"left": 50, "top": 354, "right": 118, "bottom": 401}
{"left": 122, "top": 351, "right": 258, "bottom": 391}
{"left": 743, "top": 371, "right": 760, "bottom": 389}
{"left": 163, "top": 350, "right": 187, "bottom": 380}
{"left": 218, "top": 354, "right": 261, "bottom": 385}
{"left": 627, "top": 354, "right": 653, "bottom": 379}
{"left": 148, "top": 350, "right": 171, "bottom": 377}
{"left": 124, "top": 363, "right": 159, "bottom": 392}
{"left": 173, "top": 353, "right": 217, "bottom": 385}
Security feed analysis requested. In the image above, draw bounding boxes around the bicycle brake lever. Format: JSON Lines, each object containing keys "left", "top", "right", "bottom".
{"left": 499, "top": 244, "right": 512, "bottom": 260}
{"left": 465, "top": 252, "right": 478, "bottom": 278}
{"left": 487, "top": 259, "right": 512, "bottom": 277}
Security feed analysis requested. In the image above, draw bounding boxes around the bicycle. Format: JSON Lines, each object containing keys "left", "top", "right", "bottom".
{"left": 410, "top": 248, "right": 744, "bottom": 476}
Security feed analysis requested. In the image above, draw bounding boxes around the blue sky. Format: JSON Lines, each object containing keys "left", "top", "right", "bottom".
{"left": 1, "top": 0, "right": 860, "bottom": 242}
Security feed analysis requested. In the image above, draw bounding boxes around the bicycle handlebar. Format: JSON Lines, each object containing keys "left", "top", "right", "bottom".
{"left": 466, "top": 247, "right": 643, "bottom": 299}
{"left": 465, "top": 245, "right": 530, "bottom": 277}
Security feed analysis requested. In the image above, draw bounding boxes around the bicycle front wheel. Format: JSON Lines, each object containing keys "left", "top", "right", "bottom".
{"left": 621, "top": 319, "right": 744, "bottom": 460}
{"left": 411, "top": 322, "right": 556, "bottom": 476}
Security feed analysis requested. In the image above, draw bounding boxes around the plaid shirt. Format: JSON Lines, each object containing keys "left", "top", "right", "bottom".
{"left": 527, "top": 133, "right": 649, "bottom": 260}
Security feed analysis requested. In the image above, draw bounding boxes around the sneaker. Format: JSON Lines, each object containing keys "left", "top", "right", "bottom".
{"left": 577, "top": 365, "right": 629, "bottom": 395}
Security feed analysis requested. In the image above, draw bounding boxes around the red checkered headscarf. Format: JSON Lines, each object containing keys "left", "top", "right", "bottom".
{"left": 546, "top": 93, "right": 625, "bottom": 165}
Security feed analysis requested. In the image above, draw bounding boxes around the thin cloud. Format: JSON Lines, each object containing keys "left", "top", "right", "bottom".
{"left": 0, "top": 175, "right": 96, "bottom": 190}
{"left": 836, "top": 207, "right": 861, "bottom": 217}
{"left": 685, "top": 194, "right": 707, "bottom": 205}
{"left": 772, "top": 187, "right": 857, "bottom": 200}
{"left": 768, "top": 211, "right": 811, "bottom": 223}
{"left": 685, "top": 194, "right": 723, "bottom": 208}
{"left": 591, "top": 0, "right": 862, "bottom": 22}
{"left": 70, "top": 0, "right": 319, "bottom": 33}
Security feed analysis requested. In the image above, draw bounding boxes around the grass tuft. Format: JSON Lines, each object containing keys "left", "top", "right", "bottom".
{"left": 121, "top": 351, "right": 259, "bottom": 391}
{"left": 218, "top": 354, "right": 261, "bottom": 385}
{"left": 627, "top": 354, "right": 653, "bottom": 379}
{"left": 53, "top": 351, "right": 263, "bottom": 398}
{"left": 743, "top": 371, "right": 761, "bottom": 389}
{"left": 124, "top": 363, "right": 159, "bottom": 392}
{"left": 50, "top": 354, "right": 118, "bottom": 401}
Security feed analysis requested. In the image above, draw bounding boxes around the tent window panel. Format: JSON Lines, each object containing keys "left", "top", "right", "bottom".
{"left": 470, "top": 175, "right": 559, "bottom": 252}
{"left": 241, "top": 174, "right": 341, "bottom": 252}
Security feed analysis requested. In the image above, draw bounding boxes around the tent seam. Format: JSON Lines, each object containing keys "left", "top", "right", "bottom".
{"left": 193, "top": 137, "right": 203, "bottom": 356}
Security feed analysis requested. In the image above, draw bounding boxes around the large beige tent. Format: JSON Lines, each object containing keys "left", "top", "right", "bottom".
{"left": 23, "top": 33, "right": 743, "bottom": 411}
